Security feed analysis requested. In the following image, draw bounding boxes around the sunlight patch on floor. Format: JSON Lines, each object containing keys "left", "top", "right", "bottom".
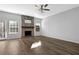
{"left": 31, "top": 41, "right": 41, "bottom": 49}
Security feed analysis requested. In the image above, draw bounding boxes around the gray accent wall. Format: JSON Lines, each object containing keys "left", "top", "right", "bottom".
{"left": 41, "top": 7, "right": 79, "bottom": 43}
{"left": 0, "top": 11, "right": 21, "bottom": 39}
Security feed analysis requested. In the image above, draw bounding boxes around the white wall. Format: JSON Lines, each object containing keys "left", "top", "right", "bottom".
{"left": 0, "top": 11, "right": 21, "bottom": 39}
{"left": 41, "top": 7, "right": 79, "bottom": 43}
{"left": 34, "top": 18, "right": 41, "bottom": 36}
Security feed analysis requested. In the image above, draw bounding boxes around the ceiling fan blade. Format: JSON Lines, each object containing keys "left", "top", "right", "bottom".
{"left": 41, "top": 5, "right": 43, "bottom": 9}
{"left": 44, "top": 4, "right": 48, "bottom": 7}
{"left": 43, "top": 9, "right": 50, "bottom": 11}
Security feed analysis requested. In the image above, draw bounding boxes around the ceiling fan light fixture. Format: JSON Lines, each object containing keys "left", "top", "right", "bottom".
{"left": 35, "top": 4, "right": 50, "bottom": 13}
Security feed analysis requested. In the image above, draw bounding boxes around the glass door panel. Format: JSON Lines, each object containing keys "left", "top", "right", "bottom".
{"left": 0, "top": 21, "right": 5, "bottom": 38}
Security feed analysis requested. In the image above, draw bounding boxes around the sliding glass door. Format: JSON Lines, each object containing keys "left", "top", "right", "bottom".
{"left": 0, "top": 21, "right": 5, "bottom": 38}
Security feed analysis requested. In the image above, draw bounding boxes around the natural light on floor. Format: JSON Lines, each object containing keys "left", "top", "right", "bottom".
{"left": 31, "top": 41, "right": 41, "bottom": 49}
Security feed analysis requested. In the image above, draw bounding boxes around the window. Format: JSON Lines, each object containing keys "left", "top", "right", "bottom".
{"left": 9, "top": 21, "right": 18, "bottom": 34}
{"left": 35, "top": 23, "right": 40, "bottom": 31}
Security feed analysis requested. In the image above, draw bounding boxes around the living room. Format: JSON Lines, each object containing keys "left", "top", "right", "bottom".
{"left": 0, "top": 4, "right": 78, "bottom": 55}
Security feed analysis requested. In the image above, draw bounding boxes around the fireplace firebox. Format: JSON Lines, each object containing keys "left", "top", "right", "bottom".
{"left": 25, "top": 31, "right": 32, "bottom": 36}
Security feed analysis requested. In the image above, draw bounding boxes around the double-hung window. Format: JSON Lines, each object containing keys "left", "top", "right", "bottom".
{"left": 9, "top": 21, "right": 18, "bottom": 34}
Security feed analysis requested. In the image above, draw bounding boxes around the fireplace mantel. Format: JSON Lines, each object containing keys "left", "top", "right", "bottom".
{"left": 22, "top": 26, "right": 34, "bottom": 28}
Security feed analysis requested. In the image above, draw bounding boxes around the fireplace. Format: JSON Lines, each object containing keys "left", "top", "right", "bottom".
{"left": 22, "top": 15, "right": 34, "bottom": 37}
{"left": 25, "top": 31, "right": 32, "bottom": 36}
{"left": 22, "top": 26, "right": 34, "bottom": 37}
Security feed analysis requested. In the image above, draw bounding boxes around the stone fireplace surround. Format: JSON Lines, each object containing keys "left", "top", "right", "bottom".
{"left": 22, "top": 26, "right": 34, "bottom": 37}
{"left": 21, "top": 15, "right": 34, "bottom": 37}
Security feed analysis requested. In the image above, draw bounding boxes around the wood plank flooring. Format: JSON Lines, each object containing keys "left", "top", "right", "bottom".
{"left": 0, "top": 36, "right": 79, "bottom": 55}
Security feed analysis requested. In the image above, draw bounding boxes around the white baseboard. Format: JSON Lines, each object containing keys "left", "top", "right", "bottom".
{"left": 42, "top": 35, "right": 79, "bottom": 44}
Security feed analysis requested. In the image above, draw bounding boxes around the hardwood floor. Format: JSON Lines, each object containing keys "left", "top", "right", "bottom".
{"left": 0, "top": 36, "right": 79, "bottom": 55}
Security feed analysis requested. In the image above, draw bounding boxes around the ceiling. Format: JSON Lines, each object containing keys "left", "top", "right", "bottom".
{"left": 0, "top": 4, "right": 79, "bottom": 19}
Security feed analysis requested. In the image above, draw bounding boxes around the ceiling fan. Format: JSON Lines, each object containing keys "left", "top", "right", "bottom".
{"left": 35, "top": 4, "right": 50, "bottom": 13}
